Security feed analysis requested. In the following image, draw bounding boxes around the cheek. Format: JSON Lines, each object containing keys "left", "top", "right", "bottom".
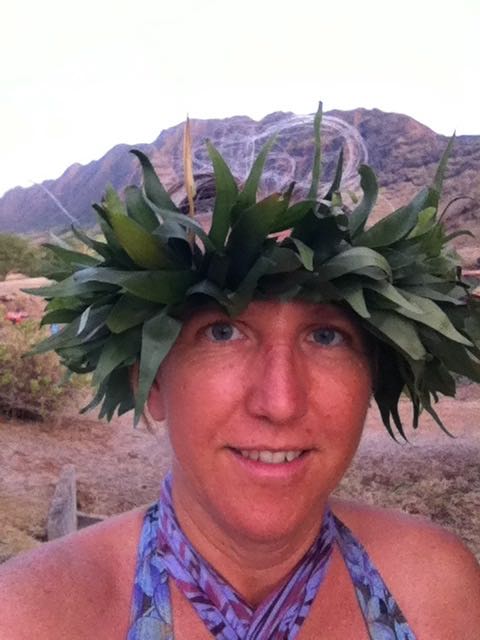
{"left": 161, "top": 360, "right": 246, "bottom": 441}
{"left": 310, "top": 358, "right": 372, "bottom": 439}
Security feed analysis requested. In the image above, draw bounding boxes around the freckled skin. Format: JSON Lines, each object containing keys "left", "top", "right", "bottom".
{"left": 148, "top": 300, "right": 373, "bottom": 547}
{"left": 1, "top": 299, "right": 480, "bottom": 639}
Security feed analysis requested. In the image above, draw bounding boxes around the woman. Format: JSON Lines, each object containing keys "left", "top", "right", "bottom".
{"left": 1, "top": 107, "right": 479, "bottom": 638}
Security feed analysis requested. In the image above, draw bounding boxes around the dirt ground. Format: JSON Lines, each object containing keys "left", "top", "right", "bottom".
{"left": 0, "top": 277, "right": 479, "bottom": 564}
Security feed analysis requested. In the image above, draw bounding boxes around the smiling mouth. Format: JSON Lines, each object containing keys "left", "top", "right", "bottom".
{"left": 230, "top": 448, "right": 308, "bottom": 464}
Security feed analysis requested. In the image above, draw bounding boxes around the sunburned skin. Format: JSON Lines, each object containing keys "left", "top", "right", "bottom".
{"left": 0, "top": 300, "right": 479, "bottom": 639}
{"left": 145, "top": 300, "right": 372, "bottom": 606}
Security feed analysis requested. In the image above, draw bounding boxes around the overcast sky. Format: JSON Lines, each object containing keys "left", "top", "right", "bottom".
{"left": 1, "top": 0, "right": 478, "bottom": 196}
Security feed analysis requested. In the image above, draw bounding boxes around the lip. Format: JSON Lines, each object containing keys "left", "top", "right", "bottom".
{"left": 227, "top": 447, "right": 312, "bottom": 481}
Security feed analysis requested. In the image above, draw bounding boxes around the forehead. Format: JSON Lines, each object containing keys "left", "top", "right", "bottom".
{"left": 183, "top": 299, "right": 364, "bottom": 332}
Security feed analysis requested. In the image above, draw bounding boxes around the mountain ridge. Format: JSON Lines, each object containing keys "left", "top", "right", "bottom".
{"left": 0, "top": 108, "right": 479, "bottom": 248}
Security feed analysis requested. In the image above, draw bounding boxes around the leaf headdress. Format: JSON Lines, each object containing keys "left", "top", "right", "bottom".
{"left": 29, "top": 103, "right": 480, "bottom": 439}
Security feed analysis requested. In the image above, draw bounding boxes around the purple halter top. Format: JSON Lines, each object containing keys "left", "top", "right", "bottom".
{"left": 127, "top": 473, "right": 416, "bottom": 639}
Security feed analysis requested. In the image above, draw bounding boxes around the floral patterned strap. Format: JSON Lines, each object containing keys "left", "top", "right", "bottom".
{"left": 128, "top": 495, "right": 416, "bottom": 639}
{"left": 154, "top": 473, "right": 336, "bottom": 639}
{"left": 334, "top": 516, "right": 417, "bottom": 640}
{"left": 127, "top": 502, "right": 174, "bottom": 640}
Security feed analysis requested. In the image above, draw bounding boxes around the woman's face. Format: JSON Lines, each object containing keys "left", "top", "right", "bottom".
{"left": 149, "top": 300, "right": 372, "bottom": 543}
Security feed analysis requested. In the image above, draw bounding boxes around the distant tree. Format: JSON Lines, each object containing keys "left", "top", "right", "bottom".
{"left": 0, "top": 233, "right": 50, "bottom": 281}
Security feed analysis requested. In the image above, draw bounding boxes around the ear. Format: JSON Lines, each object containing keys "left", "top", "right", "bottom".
{"left": 129, "top": 361, "right": 166, "bottom": 421}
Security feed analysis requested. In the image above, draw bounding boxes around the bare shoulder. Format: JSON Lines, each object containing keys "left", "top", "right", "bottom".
{"left": 331, "top": 498, "right": 480, "bottom": 639}
{"left": 0, "top": 507, "right": 145, "bottom": 640}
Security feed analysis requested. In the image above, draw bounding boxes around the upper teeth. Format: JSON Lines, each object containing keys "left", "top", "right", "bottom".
{"left": 239, "top": 450, "right": 303, "bottom": 464}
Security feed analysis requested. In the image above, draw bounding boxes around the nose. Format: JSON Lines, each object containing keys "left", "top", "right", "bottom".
{"left": 245, "top": 344, "right": 308, "bottom": 425}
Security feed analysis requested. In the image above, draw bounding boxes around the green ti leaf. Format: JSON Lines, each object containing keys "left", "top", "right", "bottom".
{"left": 227, "top": 194, "right": 288, "bottom": 285}
{"left": 42, "top": 244, "right": 101, "bottom": 269}
{"left": 148, "top": 204, "right": 217, "bottom": 254}
{"left": 287, "top": 238, "right": 314, "bottom": 271}
{"left": 125, "top": 185, "right": 159, "bottom": 232}
{"left": 229, "top": 254, "right": 276, "bottom": 315}
{"left": 130, "top": 149, "right": 179, "bottom": 212}
{"left": 237, "top": 136, "right": 276, "bottom": 209}
{"left": 72, "top": 267, "right": 198, "bottom": 304}
{"left": 93, "top": 203, "right": 126, "bottom": 257}
{"left": 433, "top": 134, "right": 455, "bottom": 199}
{"left": 185, "top": 280, "right": 232, "bottom": 309}
{"left": 104, "top": 209, "right": 173, "bottom": 270}
{"left": 40, "top": 308, "right": 81, "bottom": 325}
{"left": 135, "top": 311, "right": 182, "bottom": 424}
{"left": 308, "top": 102, "right": 323, "bottom": 199}
{"left": 349, "top": 165, "right": 378, "bottom": 238}
{"left": 367, "top": 310, "right": 426, "bottom": 361}
{"left": 262, "top": 246, "right": 305, "bottom": 274}
{"left": 337, "top": 284, "right": 370, "bottom": 318}
{"left": 207, "top": 140, "right": 239, "bottom": 249}
{"left": 372, "top": 344, "right": 411, "bottom": 441}
{"left": 364, "top": 281, "right": 422, "bottom": 314}
{"left": 406, "top": 207, "right": 436, "bottom": 239}
{"left": 400, "top": 283, "right": 465, "bottom": 305}
{"left": 318, "top": 247, "right": 392, "bottom": 281}
{"left": 71, "top": 226, "right": 114, "bottom": 261}
{"left": 353, "top": 187, "right": 432, "bottom": 249}
{"left": 92, "top": 327, "right": 141, "bottom": 387}
{"left": 270, "top": 200, "right": 317, "bottom": 233}
{"left": 324, "top": 148, "right": 344, "bottom": 199}
{"left": 104, "top": 185, "right": 126, "bottom": 216}
{"left": 23, "top": 276, "right": 119, "bottom": 299}
{"left": 106, "top": 293, "right": 159, "bottom": 333}
{"left": 28, "top": 305, "right": 111, "bottom": 355}
{"left": 97, "top": 368, "right": 136, "bottom": 420}
{"left": 291, "top": 149, "right": 344, "bottom": 244}
{"left": 396, "top": 292, "right": 473, "bottom": 346}
{"left": 419, "top": 326, "right": 480, "bottom": 382}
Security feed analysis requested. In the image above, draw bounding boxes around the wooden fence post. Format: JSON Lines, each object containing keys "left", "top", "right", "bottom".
{"left": 47, "top": 464, "right": 77, "bottom": 540}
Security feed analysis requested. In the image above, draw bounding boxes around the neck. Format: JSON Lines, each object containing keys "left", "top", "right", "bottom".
{"left": 170, "top": 473, "right": 328, "bottom": 606}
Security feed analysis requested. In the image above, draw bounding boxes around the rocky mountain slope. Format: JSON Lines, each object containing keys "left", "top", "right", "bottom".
{"left": 0, "top": 108, "right": 479, "bottom": 255}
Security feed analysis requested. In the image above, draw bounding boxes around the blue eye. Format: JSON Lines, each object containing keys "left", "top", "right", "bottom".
{"left": 310, "top": 328, "right": 344, "bottom": 346}
{"left": 206, "top": 323, "right": 241, "bottom": 342}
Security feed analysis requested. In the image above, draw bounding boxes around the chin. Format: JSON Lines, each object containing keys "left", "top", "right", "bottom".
{"left": 214, "top": 492, "right": 322, "bottom": 545}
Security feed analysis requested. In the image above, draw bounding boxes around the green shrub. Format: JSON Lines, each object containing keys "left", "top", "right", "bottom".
{"left": 0, "top": 233, "right": 56, "bottom": 281}
{"left": 0, "top": 308, "right": 87, "bottom": 420}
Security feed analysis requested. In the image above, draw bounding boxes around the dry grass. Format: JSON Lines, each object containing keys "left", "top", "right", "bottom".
{"left": 1, "top": 391, "right": 479, "bottom": 563}
{"left": 1, "top": 278, "right": 479, "bottom": 564}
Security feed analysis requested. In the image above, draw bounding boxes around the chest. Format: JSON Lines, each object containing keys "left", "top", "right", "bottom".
{"left": 170, "top": 549, "right": 370, "bottom": 640}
